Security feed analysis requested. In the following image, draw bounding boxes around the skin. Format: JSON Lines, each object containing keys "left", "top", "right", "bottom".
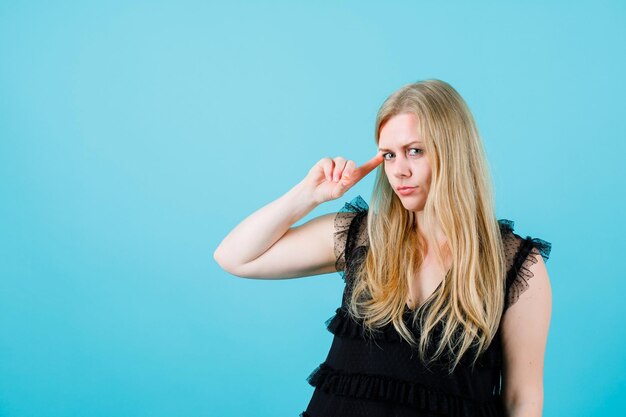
{"left": 377, "top": 113, "right": 447, "bottom": 250}
{"left": 378, "top": 113, "right": 432, "bottom": 214}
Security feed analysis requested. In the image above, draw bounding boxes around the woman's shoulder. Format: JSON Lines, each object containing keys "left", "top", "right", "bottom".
{"left": 332, "top": 195, "right": 370, "bottom": 274}
{"left": 333, "top": 194, "right": 369, "bottom": 235}
{"left": 335, "top": 194, "right": 369, "bottom": 239}
{"left": 497, "top": 218, "right": 552, "bottom": 310}
{"left": 497, "top": 218, "right": 552, "bottom": 263}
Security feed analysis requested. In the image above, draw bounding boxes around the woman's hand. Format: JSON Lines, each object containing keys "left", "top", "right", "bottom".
{"left": 301, "top": 153, "right": 384, "bottom": 204}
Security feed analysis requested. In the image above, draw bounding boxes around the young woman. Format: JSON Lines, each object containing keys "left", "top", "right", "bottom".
{"left": 214, "top": 79, "right": 552, "bottom": 417}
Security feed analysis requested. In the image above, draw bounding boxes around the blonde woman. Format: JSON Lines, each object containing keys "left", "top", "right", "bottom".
{"left": 214, "top": 79, "right": 552, "bottom": 417}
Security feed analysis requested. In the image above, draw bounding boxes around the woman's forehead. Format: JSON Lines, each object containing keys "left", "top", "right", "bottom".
{"left": 379, "top": 114, "right": 422, "bottom": 148}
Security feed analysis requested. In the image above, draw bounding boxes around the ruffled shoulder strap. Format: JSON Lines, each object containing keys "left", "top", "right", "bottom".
{"left": 333, "top": 195, "right": 369, "bottom": 280}
{"left": 497, "top": 219, "right": 552, "bottom": 312}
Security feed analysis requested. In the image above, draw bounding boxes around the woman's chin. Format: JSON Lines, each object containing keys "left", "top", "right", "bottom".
{"left": 397, "top": 196, "right": 424, "bottom": 211}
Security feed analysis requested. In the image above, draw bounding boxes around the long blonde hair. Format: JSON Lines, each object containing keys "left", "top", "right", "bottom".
{"left": 348, "top": 79, "right": 506, "bottom": 374}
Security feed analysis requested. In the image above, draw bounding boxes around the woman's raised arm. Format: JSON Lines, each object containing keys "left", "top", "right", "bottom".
{"left": 213, "top": 153, "right": 382, "bottom": 279}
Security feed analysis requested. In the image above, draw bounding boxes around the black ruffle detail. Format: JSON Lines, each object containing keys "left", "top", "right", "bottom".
{"left": 340, "top": 194, "right": 369, "bottom": 214}
{"left": 305, "top": 362, "right": 504, "bottom": 417}
{"left": 324, "top": 307, "right": 501, "bottom": 369}
{"left": 325, "top": 307, "right": 403, "bottom": 342}
{"left": 333, "top": 195, "right": 369, "bottom": 280}
{"left": 528, "top": 237, "right": 551, "bottom": 262}
{"left": 497, "top": 218, "right": 514, "bottom": 234}
{"left": 498, "top": 219, "right": 552, "bottom": 262}
{"left": 499, "top": 219, "right": 552, "bottom": 311}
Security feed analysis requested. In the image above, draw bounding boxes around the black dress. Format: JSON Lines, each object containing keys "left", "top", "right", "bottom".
{"left": 300, "top": 195, "right": 552, "bottom": 417}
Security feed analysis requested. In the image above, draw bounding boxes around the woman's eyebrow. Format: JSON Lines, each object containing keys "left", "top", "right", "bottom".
{"left": 378, "top": 141, "right": 422, "bottom": 152}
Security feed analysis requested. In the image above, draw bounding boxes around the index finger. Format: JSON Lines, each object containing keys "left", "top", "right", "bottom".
{"left": 355, "top": 152, "right": 384, "bottom": 178}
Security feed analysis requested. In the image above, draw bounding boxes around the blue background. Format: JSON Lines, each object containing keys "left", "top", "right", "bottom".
{"left": 1, "top": 1, "right": 624, "bottom": 416}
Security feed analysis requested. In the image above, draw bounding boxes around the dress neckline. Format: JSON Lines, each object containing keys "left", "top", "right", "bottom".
{"left": 404, "top": 279, "right": 444, "bottom": 313}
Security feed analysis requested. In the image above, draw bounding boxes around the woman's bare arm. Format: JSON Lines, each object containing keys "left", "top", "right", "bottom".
{"left": 213, "top": 181, "right": 334, "bottom": 279}
{"left": 213, "top": 153, "right": 383, "bottom": 279}
{"left": 500, "top": 251, "right": 552, "bottom": 417}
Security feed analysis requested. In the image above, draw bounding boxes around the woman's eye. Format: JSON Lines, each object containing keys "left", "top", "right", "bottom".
{"left": 383, "top": 148, "right": 424, "bottom": 161}
{"left": 382, "top": 149, "right": 423, "bottom": 161}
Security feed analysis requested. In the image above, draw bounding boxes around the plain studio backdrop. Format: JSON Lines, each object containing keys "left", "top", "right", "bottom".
{"left": 1, "top": 1, "right": 624, "bottom": 416}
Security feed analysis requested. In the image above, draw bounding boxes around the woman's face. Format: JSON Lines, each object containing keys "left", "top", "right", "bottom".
{"left": 378, "top": 113, "right": 432, "bottom": 212}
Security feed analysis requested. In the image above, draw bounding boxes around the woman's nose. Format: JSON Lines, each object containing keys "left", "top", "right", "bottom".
{"left": 393, "top": 157, "right": 411, "bottom": 178}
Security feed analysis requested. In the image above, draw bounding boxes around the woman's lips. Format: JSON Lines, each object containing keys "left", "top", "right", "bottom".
{"left": 396, "top": 186, "right": 417, "bottom": 196}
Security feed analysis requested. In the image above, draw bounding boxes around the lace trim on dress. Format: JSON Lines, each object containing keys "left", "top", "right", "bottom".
{"left": 325, "top": 307, "right": 401, "bottom": 342}
{"left": 333, "top": 195, "right": 369, "bottom": 280}
{"left": 498, "top": 219, "right": 552, "bottom": 311}
{"left": 304, "top": 362, "right": 505, "bottom": 417}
